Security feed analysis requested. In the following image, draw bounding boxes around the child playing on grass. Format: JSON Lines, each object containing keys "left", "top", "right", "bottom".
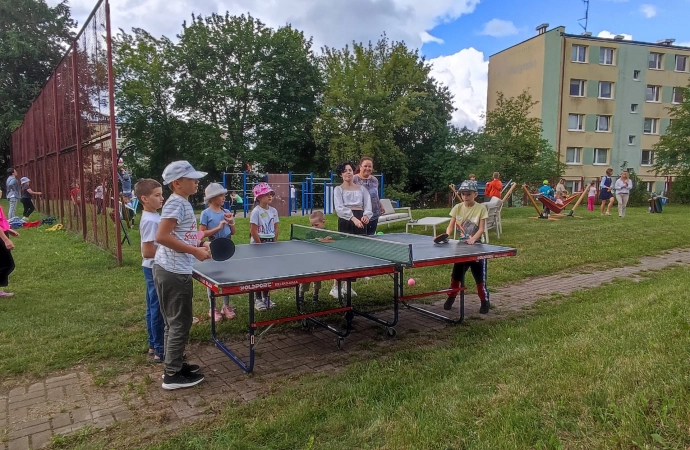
{"left": 587, "top": 181, "right": 597, "bottom": 211}
{"left": 249, "top": 182, "right": 280, "bottom": 311}
{"left": 444, "top": 180, "right": 491, "bottom": 314}
{"left": 20, "top": 177, "right": 41, "bottom": 220}
{"left": 199, "top": 183, "right": 236, "bottom": 322}
{"left": 298, "top": 211, "right": 326, "bottom": 305}
{"left": 538, "top": 180, "right": 555, "bottom": 218}
{"left": 154, "top": 161, "right": 210, "bottom": 390}
{"left": 0, "top": 188, "right": 19, "bottom": 298}
{"left": 135, "top": 179, "right": 166, "bottom": 363}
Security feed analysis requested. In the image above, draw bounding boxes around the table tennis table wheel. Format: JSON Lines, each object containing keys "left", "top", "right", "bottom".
{"left": 336, "top": 337, "right": 344, "bottom": 350}
{"left": 301, "top": 318, "right": 312, "bottom": 330}
{"left": 386, "top": 327, "right": 397, "bottom": 338}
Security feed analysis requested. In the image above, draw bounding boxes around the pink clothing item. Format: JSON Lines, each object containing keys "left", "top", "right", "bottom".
{"left": 587, "top": 196, "right": 595, "bottom": 211}
{"left": 0, "top": 207, "right": 9, "bottom": 232}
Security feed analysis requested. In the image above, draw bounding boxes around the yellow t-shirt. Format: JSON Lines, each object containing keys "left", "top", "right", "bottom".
{"left": 449, "top": 202, "right": 488, "bottom": 239}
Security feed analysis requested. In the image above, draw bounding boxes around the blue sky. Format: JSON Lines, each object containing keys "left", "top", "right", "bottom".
{"left": 423, "top": 0, "right": 690, "bottom": 59}
{"left": 53, "top": 0, "right": 690, "bottom": 129}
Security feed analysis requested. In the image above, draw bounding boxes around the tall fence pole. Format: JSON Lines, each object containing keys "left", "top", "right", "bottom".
{"left": 71, "top": 44, "right": 87, "bottom": 239}
{"left": 105, "top": 0, "right": 122, "bottom": 263}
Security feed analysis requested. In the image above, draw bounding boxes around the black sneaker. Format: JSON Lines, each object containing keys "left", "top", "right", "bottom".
{"left": 181, "top": 363, "right": 200, "bottom": 375}
{"left": 443, "top": 295, "right": 456, "bottom": 310}
{"left": 162, "top": 371, "right": 205, "bottom": 390}
{"left": 479, "top": 300, "right": 490, "bottom": 314}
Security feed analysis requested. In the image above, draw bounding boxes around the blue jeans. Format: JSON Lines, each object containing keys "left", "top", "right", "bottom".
{"left": 365, "top": 218, "right": 379, "bottom": 235}
{"left": 143, "top": 267, "right": 165, "bottom": 357}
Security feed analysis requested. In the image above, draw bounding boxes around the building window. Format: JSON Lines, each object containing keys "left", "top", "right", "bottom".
{"left": 570, "top": 79, "right": 586, "bottom": 97}
{"left": 645, "top": 181, "right": 655, "bottom": 192}
{"left": 598, "top": 81, "right": 613, "bottom": 99}
{"left": 672, "top": 87, "right": 683, "bottom": 104}
{"left": 676, "top": 55, "right": 688, "bottom": 72}
{"left": 594, "top": 148, "right": 608, "bottom": 165}
{"left": 566, "top": 147, "right": 582, "bottom": 164}
{"left": 600, "top": 47, "right": 614, "bottom": 65}
{"left": 572, "top": 45, "right": 587, "bottom": 62}
{"left": 649, "top": 52, "right": 663, "bottom": 70}
{"left": 631, "top": 103, "right": 638, "bottom": 113}
{"left": 641, "top": 150, "right": 655, "bottom": 166}
{"left": 566, "top": 180, "right": 582, "bottom": 193}
{"left": 596, "top": 115, "right": 611, "bottom": 132}
{"left": 633, "top": 70, "right": 641, "bottom": 80}
{"left": 568, "top": 114, "right": 584, "bottom": 131}
{"left": 628, "top": 135, "right": 636, "bottom": 145}
{"left": 646, "top": 85, "right": 660, "bottom": 102}
{"left": 643, "top": 118, "right": 659, "bottom": 134}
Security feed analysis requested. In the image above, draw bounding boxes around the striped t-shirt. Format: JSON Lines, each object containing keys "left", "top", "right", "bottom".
{"left": 154, "top": 193, "right": 199, "bottom": 274}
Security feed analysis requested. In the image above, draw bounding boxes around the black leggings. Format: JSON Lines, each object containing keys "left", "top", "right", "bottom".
{"left": 21, "top": 198, "right": 35, "bottom": 218}
{"left": 337, "top": 210, "right": 366, "bottom": 235}
{"left": 0, "top": 238, "right": 15, "bottom": 287}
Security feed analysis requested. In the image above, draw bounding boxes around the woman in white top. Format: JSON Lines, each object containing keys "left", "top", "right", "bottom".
{"left": 334, "top": 161, "right": 373, "bottom": 235}
{"left": 614, "top": 171, "right": 633, "bottom": 218}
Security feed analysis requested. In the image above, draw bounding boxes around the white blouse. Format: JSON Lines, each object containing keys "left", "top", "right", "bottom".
{"left": 334, "top": 185, "right": 373, "bottom": 220}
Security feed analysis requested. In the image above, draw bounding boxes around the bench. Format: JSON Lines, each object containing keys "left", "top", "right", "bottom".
{"left": 378, "top": 199, "right": 413, "bottom": 227}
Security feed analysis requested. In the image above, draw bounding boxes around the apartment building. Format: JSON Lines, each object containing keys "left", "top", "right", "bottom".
{"left": 487, "top": 24, "right": 690, "bottom": 194}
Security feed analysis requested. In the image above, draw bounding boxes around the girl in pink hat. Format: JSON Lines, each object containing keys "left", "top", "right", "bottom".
{"left": 249, "top": 182, "right": 280, "bottom": 311}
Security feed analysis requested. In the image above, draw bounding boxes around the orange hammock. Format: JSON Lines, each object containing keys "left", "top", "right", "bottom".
{"left": 537, "top": 193, "right": 581, "bottom": 214}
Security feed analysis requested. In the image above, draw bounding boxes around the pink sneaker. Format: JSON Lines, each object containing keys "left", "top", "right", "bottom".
{"left": 208, "top": 308, "right": 223, "bottom": 323}
{"left": 221, "top": 305, "right": 236, "bottom": 319}
{"left": 0, "top": 291, "right": 14, "bottom": 297}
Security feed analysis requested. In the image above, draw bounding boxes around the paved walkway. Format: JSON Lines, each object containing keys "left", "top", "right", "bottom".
{"left": 3, "top": 249, "right": 690, "bottom": 450}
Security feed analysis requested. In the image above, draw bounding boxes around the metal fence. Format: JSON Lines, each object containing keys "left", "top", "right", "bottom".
{"left": 9, "top": 0, "right": 122, "bottom": 262}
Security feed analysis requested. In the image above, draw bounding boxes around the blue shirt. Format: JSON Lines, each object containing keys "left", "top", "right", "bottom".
{"left": 538, "top": 185, "right": 554, "bottom": 198}
{"left": 200, "top": 208, "right": 232, "bottom": 240}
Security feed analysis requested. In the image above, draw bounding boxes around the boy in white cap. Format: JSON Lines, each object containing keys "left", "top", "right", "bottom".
{"left": 199, "top": 182, "right": 236, "bottom": 322}
{"left": 154, "top": 161, "right": 211, "bottom": 390}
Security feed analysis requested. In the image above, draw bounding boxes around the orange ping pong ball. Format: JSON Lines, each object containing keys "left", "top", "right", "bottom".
{"left": 407, "top": 278, "right": 415, "bottom": 286}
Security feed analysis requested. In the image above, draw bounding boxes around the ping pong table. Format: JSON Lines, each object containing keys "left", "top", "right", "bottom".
{"left": 193, "top": 224, "right": 516, "bottom": 372}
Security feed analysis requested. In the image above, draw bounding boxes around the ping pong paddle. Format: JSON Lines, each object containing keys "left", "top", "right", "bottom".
{"left": 433, "top": 233, "right": 449, "bottom": 244}
{"left": 209, "top": 237, "right": 236, "bottom": 261}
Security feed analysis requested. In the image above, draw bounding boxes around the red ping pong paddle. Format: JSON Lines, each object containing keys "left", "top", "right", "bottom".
{"left": 433, "top": 233, "right": 449, "bottom": 244}
{"left": 209, "top": 237, "right": 236, "bottom": 261}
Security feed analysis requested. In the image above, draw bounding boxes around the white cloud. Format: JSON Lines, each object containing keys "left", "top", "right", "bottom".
{"left": 53, "top": 0, "right": 480, "bottom": 50}
{"left": 428, "top": 48, "right": 488, "bottom": 130}
{"left": 639, "top": 4, "right": 657, "bottom": 18}
{"left": 597, "top": 30, "right": 633, "bottom": 40}
{"left": 420, "top": 31, "right": 444, "bottom": 44}
{"left": 479, "top": 19, "right": 519, "bottom": 38}
{"left": 676, "top": 41, "right": 690, "bottom": 47}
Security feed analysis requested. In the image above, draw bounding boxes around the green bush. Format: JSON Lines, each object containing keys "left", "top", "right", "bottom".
{"left": 669, "top": 175, "right": 690, "bottom": 204}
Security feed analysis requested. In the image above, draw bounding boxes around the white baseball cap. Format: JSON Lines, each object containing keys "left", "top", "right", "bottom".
{"left": 161, "top": 161, "right": 207, "bottom": 185}
{"left": 204, "top": 183, "right": 228, "bottom": 203}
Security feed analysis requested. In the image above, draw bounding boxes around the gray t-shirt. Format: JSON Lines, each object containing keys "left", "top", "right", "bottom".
{"left": 5, "top": 176, "right": 19, "bottom": 199}
{"left": 154, "top": 193, "right": 199, "bottom": 274}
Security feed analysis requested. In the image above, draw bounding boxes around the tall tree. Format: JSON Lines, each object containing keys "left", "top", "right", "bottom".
{"left": 473, "top": 91, "right": 563, "bottom": 185}
{"left": 0, "top": 0, "right": 75, "bottom": 167}
{"left": 653, "top": 84, "right": 690, "bottom": 178}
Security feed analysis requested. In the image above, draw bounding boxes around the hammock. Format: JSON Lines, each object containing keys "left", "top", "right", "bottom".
{"left": 537, "top": 193, "right": 581, "bottom": 214}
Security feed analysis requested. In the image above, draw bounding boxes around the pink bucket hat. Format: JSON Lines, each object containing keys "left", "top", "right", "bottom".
{"left": 253, "top": 182, "right": 275, "bottom": 199}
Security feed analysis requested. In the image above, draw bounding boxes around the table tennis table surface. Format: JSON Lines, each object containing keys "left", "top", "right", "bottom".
{"left": 193, "top": 233, "right": 515, "bottom": 289}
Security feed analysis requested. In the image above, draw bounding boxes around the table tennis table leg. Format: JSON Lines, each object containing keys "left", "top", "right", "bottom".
{"left": 303, "top": 280, "right": 353, "bottom": 349}
{"left": 401, "top": 268, "right": 465, "bottom": 325}
{"left": 209, "top": 291, "right": 255, "bottom": 373}
{"left": 351, "top": 273, "right": 399, "bottom": 338}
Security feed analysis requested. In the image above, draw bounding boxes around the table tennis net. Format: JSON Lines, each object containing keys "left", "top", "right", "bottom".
{"left": 291, "top": 225, "right": 413, "bottom": 266}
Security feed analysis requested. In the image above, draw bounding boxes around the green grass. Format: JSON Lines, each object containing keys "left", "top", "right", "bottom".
{"left": 2, "top": 203, "right": 690, "bottom": 379}
{"left": 72, "top": 264, "right": 690, "bottom": 450}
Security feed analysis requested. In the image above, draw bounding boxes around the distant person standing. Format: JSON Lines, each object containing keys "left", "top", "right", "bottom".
{"left": 290, "top": 184, "right": 297, "bottom": 213}
{"left": 484, "top": 172, "right": 502, "bottom": 200}
{"left": 599, "top": 168, "right": 614, "bottom": 216}
{"left": 353, "top": 156, "right": 383, "bottom": 235}
{"left": 586, "top": 181, "right": 597, "bottom": 211}
{"left": 555, "top": 178, "right": 568, "bottom": 197}
{"left": 20, "top": 177, "right": 41, "bottom": 220}
{"left": 229, "top": 191, "right": 243, "bottom": 215}
{"left": 118, "top": 165, "right": 132, "bottom": 202}
{"left": 614, "top": 171, "right": 633, "bottom": 218}
{"left": 5, "top": 168, "right": 20, "bottom": 219}
{"left": 94, "top": 181, "right": 104, "bottom": 214}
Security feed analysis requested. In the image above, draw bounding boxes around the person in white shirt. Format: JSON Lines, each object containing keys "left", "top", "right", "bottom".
{"left": 614, "top": 171, "right": 633, "bottom": 218}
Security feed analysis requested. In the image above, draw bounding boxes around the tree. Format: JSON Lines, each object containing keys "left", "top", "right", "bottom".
{"left": 0, "top": 0, "right": 75, "bottom": 167}
{"left": 314, "top": 37, "right": 428, "bottom": 188}
{"left": 473, "top": 91, "right": 563, "bottom": 186}
{"left": 653, "top": 84, "right": 690, "bottom": 178}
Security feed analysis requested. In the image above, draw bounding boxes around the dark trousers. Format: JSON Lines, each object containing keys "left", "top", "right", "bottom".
{"left": 365, "top": 218, "right": 379, "bottom": 236}
{"left": 338, "top": 210, "right": 366, "bottom": 235}
{"left": 21, "top": 198, "right": 35, "bottom": 218}
{"left": 0, "top": 238, "right": 15, "bottom": 287}
{"left": 153, "top": 264, "right": 194, "bottom": 374}
{"left": 451, "top": 260, "right": 489, "bottom": 302}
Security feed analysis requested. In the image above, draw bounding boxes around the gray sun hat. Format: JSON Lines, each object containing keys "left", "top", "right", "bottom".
{"left": 161, "top": 160, "right": 207, "bottom": 185}
{"left": 457, "top": 180, "right": 478, "bottom": 193}
{"left": 20, "top": 177, "right": 30, "bottom": 184}
{"left": 204, "top": 182, "right": 228, "bottom": 203}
